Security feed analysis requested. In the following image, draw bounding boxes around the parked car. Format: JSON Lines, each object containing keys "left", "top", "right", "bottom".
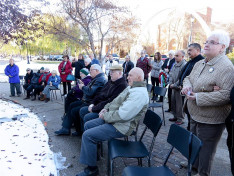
{"left": 161, "top": 54, "right": 167, "bottom": 61}
{"left": 112, "top": 53, "right": 119, "bottom": 63}
{"left": 54, "top": 55, "right": 63, "bottom": 61}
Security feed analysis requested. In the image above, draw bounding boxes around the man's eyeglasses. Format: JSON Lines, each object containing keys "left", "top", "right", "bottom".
{"left": 204, "top": 41, "right": 221, "bottom": 45}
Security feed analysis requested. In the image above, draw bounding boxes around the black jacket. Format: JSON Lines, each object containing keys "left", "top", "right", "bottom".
{"left": 85, "top": 63, "right": 91, "bottom": 71}
{"left": 82, "top": 73, "right": 107, "bottom": 104}
{"left": 122, "top": 61, "right": 134, "bottom": 76}
{"left": 24, "top": 70, "right": 33, "bottom": 84}
{"left": 72, "top": 59, "right": 85, "bottom": 79}
{"left": 30, "top": 72, "right": 42, "bottom": 85}
{"left": 178, "top": 54, "right": 204, "bottom": 86}
{"left": 161, "top": 58, "right": 175, "bottom": 71}
{"left": 91, "top": 76, "right": 128, "bottom": 113}
{"left": 226, "top": 86, "right": 234, "bottom": 149}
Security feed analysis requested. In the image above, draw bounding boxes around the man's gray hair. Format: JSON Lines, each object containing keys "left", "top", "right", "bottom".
{"left": 168, "top": 50, "right": 175, "bottom": 56}
{"left": 45, "top": 67, "right": 50, "bottom": 72}
{"left": 51, "top": 70, "right": 57, "bottom": 74}
{"left": 125, "top": 55, "right": 130, "bottom": 59}
{"left": 188, "top": 43, "right": 201, "bottom": 52}
{"left": 85, "top": 57, "right": 91, "bottom": 63}
{"left": 209, "top": 30, "right": 230, "bottom": 49}
{"left": 178, "top": 50, "right": 185, "bottom": 56}
{"left": 91, "top": 64, "right": 102, "bottom": 72}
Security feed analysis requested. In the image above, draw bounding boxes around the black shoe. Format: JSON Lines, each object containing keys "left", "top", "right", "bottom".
{"left": 61, "top": 93, "right": 66, "bottom": 96}
{"left": 17, "top": 94, "right": 21, "bottom": 97}
{"left": 156, "top": 100, "right": 163, "bottom": 102}
{"left": 9, "top": 95, "right": 15, "bottom": 97}
{"left": 169, "top": 117, "right": 177, "bottom": 122}
{"left": 165, "top": 109, "right": 171, "bottom": 112}
{"left": 76, "top": 167, "right": 99, "bottom": 176}
{"left": 72, "top": 131, "right": 82, "bottom": 137}
{"left": 54, "top": 127, "right": 70, "bottom": 135}
{"left": 23, "top": 97, "right": 30, "bottom": 100}
{"left": 31, "top": 97, "right": 36, "bottom": 101}
{"left": 45, "top": 98, "right": 50, "bottom": 103}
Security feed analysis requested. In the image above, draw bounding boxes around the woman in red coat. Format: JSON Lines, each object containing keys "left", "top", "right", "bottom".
{"left": 58, "top": 55, "right": 73, "bottom": 95}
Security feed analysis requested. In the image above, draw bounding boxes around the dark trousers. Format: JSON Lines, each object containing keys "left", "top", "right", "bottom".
{"left": 151, "top": 77, "right": 163, "bottom": 101}
{"left": 10, "top": 83, "right": 21, "bottom": 96}
{"left": 225, "top": 116, "right": 234, "bottom": 175}
{"left": 190, "top": 119, "right": 225, "bottom": 176}
{"left": 167, "top": 86, "right": 172, "bottom": 111}
{"left": 62, "top": 100, "right": 88, "bottom": 132}
{"left": 63, "top": 82, "right": 71, "bottom": 94}
{"left": 64, "top": 95, "right": 78, "bottom": 114}
{"left": 34, "top": 85, "right": 44, "bottom": 96}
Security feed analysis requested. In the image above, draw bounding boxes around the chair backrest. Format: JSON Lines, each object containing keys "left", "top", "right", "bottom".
{"left": 154, "top": 86, "right": 167, "bottom": 97}
{"left": 143, "top": 109, "right": 162, "bottom": 137}
{"left": 167, "top": 124, "right": 202, "bottom": 166}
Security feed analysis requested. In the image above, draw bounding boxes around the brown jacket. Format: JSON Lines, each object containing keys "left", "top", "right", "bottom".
{"left": 183, "top": 53, "right": 234, "bottom": 124}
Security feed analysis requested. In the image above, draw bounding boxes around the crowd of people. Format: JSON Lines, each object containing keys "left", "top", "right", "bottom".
{"left": 3, "top": 30, "right": 234, "bottom": 176}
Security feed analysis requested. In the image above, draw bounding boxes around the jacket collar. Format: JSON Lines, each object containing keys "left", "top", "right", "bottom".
{"left": 131, "top": 81, "right": 146, "bottom": 88}
{"left": 191, "top": 54, "right": 204, "bottom": 63}
{"left": 203, "top": 53, "right": 225, "bottom": 66}
{"left": 93, "top": 73, "right": 104, "bottom": 80}
{"left": 111, "top": 76, "right": 126, "bottom": 85}
{"left": 175, "top": 59, "right": 185, "bottom": 67}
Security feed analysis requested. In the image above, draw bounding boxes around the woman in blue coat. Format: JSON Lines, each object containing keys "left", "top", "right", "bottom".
{"left": 4, "top": 59, "right": 21, "bottom": 97}
{"left": 40, "top": 70, "right": 61, "bottom": 103}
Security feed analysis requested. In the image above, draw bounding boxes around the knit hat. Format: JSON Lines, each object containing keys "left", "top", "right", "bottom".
{"left": 40, "top": 67, "right": 44, "bottom": 70}
{"left": 80, "top": 68, "right": 89, "bottom": 76}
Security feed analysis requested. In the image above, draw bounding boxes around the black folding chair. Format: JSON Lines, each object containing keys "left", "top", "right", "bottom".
{"left": 122, "top": 124, "right": 202, "bottom": 176}
{"left": 148, "top": 86, "right": 167, "bottom": 126}
{"left": 107, "top": 110, "right": 162, "bottom": 176}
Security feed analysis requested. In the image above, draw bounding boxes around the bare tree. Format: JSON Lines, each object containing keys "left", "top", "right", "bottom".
{"left": 48, "top": 0, "right": 138, "bottom": 61}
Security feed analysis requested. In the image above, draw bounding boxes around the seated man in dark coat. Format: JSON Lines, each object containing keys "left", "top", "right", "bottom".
{"left": 23, "top": 68, "right": 34, "bottom": 99}
{"left": 55, "top": 64, "right": 107, "bottom": 136}
{"left": 79, "top": 64, "right": 128, "bottom": 135}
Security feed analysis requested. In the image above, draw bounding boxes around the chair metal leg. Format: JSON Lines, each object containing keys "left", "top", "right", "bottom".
{"left": 55, "top": 90, "right": 57, "bottom": 100}
{"left": 162, "top": 105, "right": 165, "bottom": 126}
{"left": 100, "top": 142, "right": 103, "bottom": 157}
{"left": 110, "top": 159, "right": 114, "bottom": 176}
{"left": 60, "top": 88, "right": 63, "bottom": 101}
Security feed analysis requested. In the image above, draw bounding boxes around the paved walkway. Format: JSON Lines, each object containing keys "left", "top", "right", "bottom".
{"left": 0, "top": 82, "right": 231, "bottom": 176}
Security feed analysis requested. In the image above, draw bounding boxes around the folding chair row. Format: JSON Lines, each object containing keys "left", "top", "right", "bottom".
{"left": 122, "top": 124, "right": 202, "bottom": 176}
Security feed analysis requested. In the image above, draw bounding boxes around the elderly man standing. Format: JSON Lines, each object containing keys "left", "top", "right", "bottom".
{"left": 136, "top": 50, "right": 152, "bottom": 84}
{"left": 4, "top": 58, "right": 21, "bottom": 97}
{"left": 76, "top": 67, "right": 149, "bottom": 176}
{"left": 122, "top": 55, "right": 134, "bottom": 78}
{"left": 168, "top": 50, "right": 186, "bottom": 125}
{"left": 55, "top": 64, "right": 107, "bottom": 135}
{"left": 178, "top": 43, "right": 204, "bottom": 130}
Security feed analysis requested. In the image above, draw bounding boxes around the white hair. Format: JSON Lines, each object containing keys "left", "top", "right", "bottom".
{"left": 45, "top": 67, "right": 50, "bottom": 72}
{"left": 209, "top": 30, "right": 230, "bottom": 49}
{"left": 168, "top": 50, "right": 175, "bottom": 56}
{"left": 125, "top": 55, "right": 130, "bottom": 59}
{"left": 51, "top": 70, "right": 57, "bottom": 74}
{"left": 85, "top": 57, "right": 91, "bottom": 63}
{"left": 91, "top": 64, "right": 102, "bottom": 72}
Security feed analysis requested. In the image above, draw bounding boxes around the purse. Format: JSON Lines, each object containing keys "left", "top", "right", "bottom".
{"left": 66, "top": 74, "right": 75, "bottom": 81}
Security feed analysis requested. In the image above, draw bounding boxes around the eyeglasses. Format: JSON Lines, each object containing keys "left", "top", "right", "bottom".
{"left": 90, "top": 69, "right": 97, "bottom": 72}
{"left": 204, "top": 41, "right": 221, "bottom": 45}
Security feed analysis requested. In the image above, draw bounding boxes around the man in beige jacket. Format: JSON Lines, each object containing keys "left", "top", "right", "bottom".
{"left": 168, "top": 50, "right": 187, "bottom": 125}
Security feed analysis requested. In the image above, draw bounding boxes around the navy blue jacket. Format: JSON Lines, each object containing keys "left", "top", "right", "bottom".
{"left": 82, "top": 73, "right": 107, "bottom": 103}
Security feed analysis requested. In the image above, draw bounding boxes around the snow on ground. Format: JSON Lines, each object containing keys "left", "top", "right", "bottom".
{"left": 0, "top": 99, "right": 65, "bottom": 176}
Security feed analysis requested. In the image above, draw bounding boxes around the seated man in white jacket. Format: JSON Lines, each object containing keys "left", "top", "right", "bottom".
{"left": 77, "top": 67, "right": 149, "bottom": 176}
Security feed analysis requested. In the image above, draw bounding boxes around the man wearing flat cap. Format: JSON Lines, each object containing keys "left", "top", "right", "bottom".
{"left": 78, "top": 64, "right": 128, "bottom": 135}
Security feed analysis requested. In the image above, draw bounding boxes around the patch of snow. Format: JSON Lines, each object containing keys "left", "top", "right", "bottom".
{"left": 0, "top": 99, "right": 66, "bottom": 176}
